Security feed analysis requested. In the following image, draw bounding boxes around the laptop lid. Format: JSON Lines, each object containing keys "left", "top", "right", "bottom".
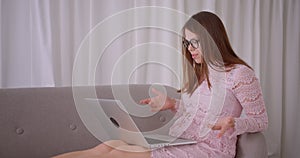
{"left": 85, "top": 98, "right": 152, "bottom": 148}
{"left": 84, "top": 98, "right": 197, "bottom": 149}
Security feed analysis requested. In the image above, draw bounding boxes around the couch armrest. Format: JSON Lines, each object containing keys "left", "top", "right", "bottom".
{"left": 235, "top": 132, "right": 268, "bottom": 158}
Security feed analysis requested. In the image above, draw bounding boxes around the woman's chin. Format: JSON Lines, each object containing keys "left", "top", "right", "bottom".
{"left": 194, "top": 59, "right": 202, "bottom": 64}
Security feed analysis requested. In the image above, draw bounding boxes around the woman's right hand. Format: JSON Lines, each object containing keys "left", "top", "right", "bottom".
{"left": 139, "top": 88, "right": 177, "bottom": 112}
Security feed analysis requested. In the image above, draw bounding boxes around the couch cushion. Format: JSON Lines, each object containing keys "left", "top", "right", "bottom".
{"left": 235, "top": 132, "right": 268, "bottom": 158}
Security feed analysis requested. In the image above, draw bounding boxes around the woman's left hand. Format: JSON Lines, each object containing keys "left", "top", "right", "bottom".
{"left": 210, "top": 116, "right": 235, "bottom": 138}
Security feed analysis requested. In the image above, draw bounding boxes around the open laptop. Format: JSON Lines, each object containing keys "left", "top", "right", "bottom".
{"left": 84, "top": 98, "right": 197, "bottom": 149}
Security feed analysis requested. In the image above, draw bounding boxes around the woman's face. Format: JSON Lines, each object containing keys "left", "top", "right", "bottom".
{"left": 184, "top": 29, "right": 203, "bottom": 64}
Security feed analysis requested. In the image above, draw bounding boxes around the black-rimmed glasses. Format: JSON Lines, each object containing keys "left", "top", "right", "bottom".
{"left": 182, "top": 39, "right": 200, "bottom": 49}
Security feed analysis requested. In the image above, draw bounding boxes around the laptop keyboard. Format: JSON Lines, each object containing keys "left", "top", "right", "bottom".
{"left": 145, "top": 137, "right": 169, "bottom": 144}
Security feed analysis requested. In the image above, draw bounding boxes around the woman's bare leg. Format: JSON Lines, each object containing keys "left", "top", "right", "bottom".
{"left": 91, "top": 140, "right": 128, "bottom": 153}
{"left": 52, "top": 140, "right": 151, "bottom": 158}
{"left": 53, "top": 140, "right": 128, "bottom": 158}
{"left": 108, "top": 144, "right": 151, "bottom": 158}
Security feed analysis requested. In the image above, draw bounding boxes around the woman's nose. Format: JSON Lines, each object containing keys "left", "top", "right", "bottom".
{"left": 188, "top": 44, "right": 195, "bottom": 52}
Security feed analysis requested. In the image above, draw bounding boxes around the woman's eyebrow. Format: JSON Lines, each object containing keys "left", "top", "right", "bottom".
{"left": 185, "top": 37, "right": 198, "bottom": 41}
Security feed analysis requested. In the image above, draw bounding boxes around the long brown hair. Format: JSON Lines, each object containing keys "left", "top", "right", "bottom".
{"left": 180, "top": 11, "right": 251, "bottom": 94}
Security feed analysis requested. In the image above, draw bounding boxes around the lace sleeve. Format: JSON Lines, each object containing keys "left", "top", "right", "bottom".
{"left": 230, "top": 65, "right": 268, "bottom": 137}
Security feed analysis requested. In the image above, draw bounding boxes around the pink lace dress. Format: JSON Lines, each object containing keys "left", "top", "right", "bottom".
{"left": 151, "top": 64, "right": 268, "bottom": 158}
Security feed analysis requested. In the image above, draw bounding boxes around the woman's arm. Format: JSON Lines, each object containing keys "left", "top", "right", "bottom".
{"left": 230, "top": 65, "right": 268, "bottom": 137}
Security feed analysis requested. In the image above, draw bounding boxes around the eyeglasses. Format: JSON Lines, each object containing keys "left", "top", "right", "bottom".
{"left": 182, "top": 39, "right": 200, "bottom": 49}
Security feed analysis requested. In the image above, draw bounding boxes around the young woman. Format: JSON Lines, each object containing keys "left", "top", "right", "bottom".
{"left": 54, "top": 11, "right": 268, "bottom": 158}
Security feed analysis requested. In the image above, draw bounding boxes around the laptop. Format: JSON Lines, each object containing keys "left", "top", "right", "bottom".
{"left": 84, "top": 98, "right": 197, "bottom": 149}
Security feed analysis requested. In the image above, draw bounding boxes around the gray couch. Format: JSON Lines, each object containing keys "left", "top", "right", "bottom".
{"left": 0, "top": 84, "right": 267, "bottom": 158}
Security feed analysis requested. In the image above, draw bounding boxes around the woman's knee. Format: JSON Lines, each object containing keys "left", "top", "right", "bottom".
{"left": 92, "top": 140, "right": 128, "bottom": 153}
{"left": 109, "top": 145, "right": 151, "bottom": 158}
{"left": 116, "top": 145, "right": 149, "bottom": 152}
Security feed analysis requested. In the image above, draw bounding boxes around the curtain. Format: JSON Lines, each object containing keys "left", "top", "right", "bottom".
{"left": 1, "top": 0, "right": 299, "bottom": 157}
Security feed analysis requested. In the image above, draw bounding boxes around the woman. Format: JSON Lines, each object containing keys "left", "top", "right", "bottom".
{"left": 54, "top": 11, "right": 268, "bottom": 158}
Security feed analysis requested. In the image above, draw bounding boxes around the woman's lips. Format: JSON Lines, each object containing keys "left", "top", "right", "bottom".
{"left": 192, "top": 54, "right": 198, "bottom": 59}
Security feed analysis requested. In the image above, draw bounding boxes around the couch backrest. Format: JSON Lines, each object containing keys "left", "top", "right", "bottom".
{"left": 0, "top": 84, "right": 179, "bottom": 158}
